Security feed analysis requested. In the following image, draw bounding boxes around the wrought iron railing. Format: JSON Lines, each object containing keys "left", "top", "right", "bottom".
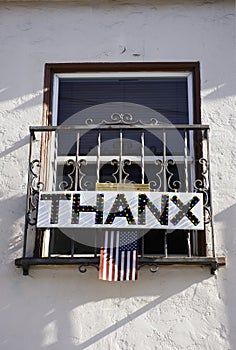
{"left": 15, "top": 116, "right": 225, "bottom": 275}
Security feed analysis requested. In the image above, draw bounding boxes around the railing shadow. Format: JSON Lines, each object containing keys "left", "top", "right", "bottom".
{"left": 215, "top": 203, "right": 236, "bottom": 349}
{"left": 0, "top": 136, "right": 29, "bottom": 159}
{"left": 1, "top": 264, "right": 212, "bottom": 349}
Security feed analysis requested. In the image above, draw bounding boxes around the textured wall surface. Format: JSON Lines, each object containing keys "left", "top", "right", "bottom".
{"left": 0, "top": 1, "right": 235, "bottom": 349}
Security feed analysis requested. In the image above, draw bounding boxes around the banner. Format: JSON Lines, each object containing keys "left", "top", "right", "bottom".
{"left": 37, "top": 191, "right": 204, "bottom": 230}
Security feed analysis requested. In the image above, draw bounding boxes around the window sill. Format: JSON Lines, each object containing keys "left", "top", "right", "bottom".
{"left": 15, "top": 256, "right": 226, "bottom": 276}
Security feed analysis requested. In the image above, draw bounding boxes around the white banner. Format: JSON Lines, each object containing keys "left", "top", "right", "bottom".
{"left": 37, "top": 191, "right": 204, "bottom": 230}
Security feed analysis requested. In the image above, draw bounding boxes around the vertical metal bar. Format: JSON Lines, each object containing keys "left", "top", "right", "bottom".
{"left": 164, "top": 233, "right": 168, "bottom": 258}
{"left": 95, "top": 131, "right": 101, "bottom": 257}
{"left": 187, "top": 231, "right": 191, "bottom": 257}
{"left": 71, "top": 239, "right": 75, "bottom": 258}
{"left": 206, "top": 128, "right": 216, "bottom": 258}
{"left": 97, "top": 131, "right": 101, "bottom": 183}
{"left": 75, "top": 131, "right": 80, "bottom": 191}
{"left": 141, "top": 236, "right": 144, "bottom": 258}
{"left": 94, "top": 230, "right": 98, "bottom": 258}
{"left": 163, "top": 129, "right": 168, "bottom": 257}
{"left": 52, "top": 131, "right": 58, "bottom": 191}
{"left": 119, "top": 129, "right": 123, "bottom": 183}
{"left": 141, "top": 131, "right": 145, "bottom": 255}
{"left": 48, "top": 229, "right": 55, "bottom": 257}
{"left": 23, "top": 131, "right": 34, "bottom": 258}
{"left": 184, "top": 129, "right": 192, "bottom": 257}
{"left": 141, "top": 131, "right": 145, "bottom": 184}
{"left": 70, "top": 131, "right": 79, "bottom": 256}
{"left": 163, "top": 129, "right": 167, "bottom": 192}
{"left": 184, "top": 130, "right": 189, "bottom": 192}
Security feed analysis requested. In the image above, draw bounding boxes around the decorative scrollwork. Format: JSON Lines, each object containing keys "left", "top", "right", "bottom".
{"left": 203, "top": 206, "right": 211, "bottom": 224}
{"left": 85, "top": 118, "right": 94, "bottom": 125}
{"left": 150, "top": 159, "right": 182, "bottom": 192}
{"left": 85, "top": 113, "right": 159, "bottom": 126}
{"left": 30, "top": 189, "right": 39, "bottom": 209}
{"left": 166, "top": 159, "right": 182, "bottom": 191}
{"left": 111, "top": 113, "right": 133, "bottom": 123}
{"left": 58, "top": 158, "right": 91, "bottom": 191}
{"left": 27, "top": 208, "right": 37, "bottom": 225}
{"left": 27, "top": 159, "right": 45, "bottom": 226}
{"left": 122, "top": 159, "right": 132, "bottom": 183}
{"left": 30, "top": 160, "right": 44, "bottom": 191}
{"left": 82, "top": 180, "right": 94, "bottom": 191}
{"left": 150, "top": 118, "right": 159, "bottom": 125}
{"left": 149, "top": 159, "right": 163, "bottom": 191}
{"left": 78, "top": 159, "right": 88, "bottom": 190}
{"left": 199, "top": 157, "right": 208, "bottom": 174}
{"left": 30, "top": 159, "right": 40, "bottom": 177}
{"left": 78, "top": 263, "right": 99, "bottom": 273}
{"left": 108, "top": 158, "right": 133, "bottom": 184}
{"left": 194, "top": 157, "right": 211, "bottom": 223}
{"left": 138, "top": 263, "right": 159, "bottom": 273}
{"left": 110, "top": 159, "right": 119, "bottom": 183}
{"left": 58, "top": 159, "right": 75, "bottom": 191}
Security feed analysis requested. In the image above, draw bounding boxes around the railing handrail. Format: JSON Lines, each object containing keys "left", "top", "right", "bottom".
{"left": 30, "top": 124, "right": 210, "bottom": 133}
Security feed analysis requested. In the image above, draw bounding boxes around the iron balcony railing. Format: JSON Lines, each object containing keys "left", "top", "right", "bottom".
{"left": 15, "top": 116, "right": 225, "bottom": 275}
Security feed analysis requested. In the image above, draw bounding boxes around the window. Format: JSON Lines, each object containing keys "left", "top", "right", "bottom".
{"left": 15, "top": 63, "right": 225, "bottom": 275}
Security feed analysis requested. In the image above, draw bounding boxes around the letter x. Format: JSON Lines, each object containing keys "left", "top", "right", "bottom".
{"left": 170, "top": 195, "right": 200, "bottom": 226}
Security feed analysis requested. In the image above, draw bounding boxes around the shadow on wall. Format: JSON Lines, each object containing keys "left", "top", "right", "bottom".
{"left": 0, "top": 136, "right": 29, "bottom": 159}
{"left": 0, "top": 86, "right": 43, "bottom": 112}
{"left": 1, "top": 264, "right": 213, "bottom": 349}
{"left": 0, "top": 194, "right": 26, "bottom": 262}
{"left": 215, "top": 203, "right": 236, "bottom": 349}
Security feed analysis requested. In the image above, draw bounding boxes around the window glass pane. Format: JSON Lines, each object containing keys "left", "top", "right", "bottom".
{"left": 123, "top": 130, "right": 142, "bottom": 156}
{"left": 100, "top": 130, "right": 120, "bottom": 156}
{"left": 57, "top": 77, "right": 188, "bottom": 125}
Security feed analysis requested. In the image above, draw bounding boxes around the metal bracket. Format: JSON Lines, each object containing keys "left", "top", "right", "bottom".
{"left": 138, "top": 263, "right": 159, "bottom": 273}
{"left": 22, "top": 263, "right": 29, "bottom": 276}
{"left": 210, "top": 261, "right": 218, "bottom": 275}
{"left": 78, "top": 263, "right": 100, "bottom": 273}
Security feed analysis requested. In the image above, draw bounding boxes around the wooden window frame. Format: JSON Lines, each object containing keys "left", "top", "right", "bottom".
{"left": 43, "top": 62, "right": 201, "bottom": 126}
{"left": 35, "top": 62, "right": 206, "bottom": 257}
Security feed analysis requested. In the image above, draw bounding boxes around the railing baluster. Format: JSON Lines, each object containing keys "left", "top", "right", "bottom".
{"left": 184, "top": 129, "right": 192, "bottom": 257}
{"left": 71, "top": 239, "right": 75, "bottom": 258}
{"left": 97, "top": 131, "right": 101, "bottom": 183}
{"left": 141, "top": 235, "right": 144, "bottom": 258}
{"left": 48, "top": 229, "right": 55, "bottom": 258}
{"left": 187, "top": 231, "right": 191, "bottom": 257}
{"left": 75, "top": 132, "right": 80, "bottom": 191}
{"left": 119, "top": 129, "right": 123, "bottom": 183}
{"left": 94, "top": 230, "right": 98, "bottom": 258}
{"left": 141, "top": 131, "right": 145, "bottom": 184}
{"left": 52, "top": 131, "right": 58, "bottom": 191}
{"left": 184, "top": 130, "right": 189, "bottom": 192}
{"left": 163, "top": 129, "right": 167, "bottom": 192}
{"left": 163, "top": 129, "right": 168, "bottom": 257}
{"left": 141, "top": 131, "right": 145, "bottom": 255}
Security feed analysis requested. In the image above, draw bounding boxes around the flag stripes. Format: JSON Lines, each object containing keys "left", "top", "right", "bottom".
{"left": 99, "top": 230, "right": 138, "bottom": 281}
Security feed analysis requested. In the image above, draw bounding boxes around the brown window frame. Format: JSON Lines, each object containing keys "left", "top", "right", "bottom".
{"left": 34, "top": 62, "right": 206, "bottom": 257}
{"left": 42, "top": 62, "right": 201, "bottom": 126}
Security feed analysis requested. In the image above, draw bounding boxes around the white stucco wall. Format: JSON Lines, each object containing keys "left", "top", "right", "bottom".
{"left": 0, "top": 1, "right": 235, "bottom": 349}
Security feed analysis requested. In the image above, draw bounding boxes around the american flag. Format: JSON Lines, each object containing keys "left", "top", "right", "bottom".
{"left": 99, "top": 230, "right": 139, "bottom": 281}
